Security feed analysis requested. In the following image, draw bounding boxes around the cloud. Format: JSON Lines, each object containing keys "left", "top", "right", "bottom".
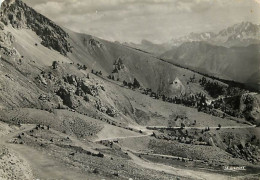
{"left": 23, "top": 0, "right": 260, "bottom": 43}
{"left": 254, "top": 0, "right": 260, "bottom": 4}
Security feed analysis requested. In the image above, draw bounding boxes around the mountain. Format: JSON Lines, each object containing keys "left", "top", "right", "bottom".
{"left": 214, "top": 21, "right": 260, "bottom": 47}
{"left": 167, "top": 22, "right": 260, "bottom": 47}
{"left": 0, "top": 0, "right": 259, "bottom": 179}
{"left": 161, "top": 22, "right": 260, "bottom": 91}
{"left": 1, "top": 0, "right": 223, "bottom": 106}
{"left": 0, "top": 0, "right": 240, "bottom": 133}
{"left": 123, "top": 22, "right": 260, "bottom": 58}
{"left": 160, "top": 41, "right": 260, "bottom": 90}
{"left": 168, "top": 32, "right": 216, "bottom": 47}
{"left": 1, "top": 0, "right": 216, "bottom": 97}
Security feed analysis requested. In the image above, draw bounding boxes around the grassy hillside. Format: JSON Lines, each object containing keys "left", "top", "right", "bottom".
{"left": 160, "top": 42, "right": 260, "bottom": 90}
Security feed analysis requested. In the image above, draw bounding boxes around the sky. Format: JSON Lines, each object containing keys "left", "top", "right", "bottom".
{"left": 22, "top": 0, "right": 260, "bottom": 44}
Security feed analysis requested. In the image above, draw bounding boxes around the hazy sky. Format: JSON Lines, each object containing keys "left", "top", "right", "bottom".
{"left": 23, "top": 0, "right": 260, "bottom": 43}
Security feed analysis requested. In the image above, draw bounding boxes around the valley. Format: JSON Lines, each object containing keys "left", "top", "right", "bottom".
{"left": 0, "top": 0, "right": 259, "bottom": 179}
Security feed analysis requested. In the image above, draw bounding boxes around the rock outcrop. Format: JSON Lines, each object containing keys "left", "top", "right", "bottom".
{"left": 56, "top": 86, "right": 79, "bottom": 109}
{"left": 0, "top": 21, "right": 17, "bottom": 57}
{"left": 240, "top": 93, "right": 260, "bottom": 125}
{"left": 169, "top": 77, "right": 185, "bottom": 95}
{"left": 0, "top": 0, "right": 72, "bottom": 56}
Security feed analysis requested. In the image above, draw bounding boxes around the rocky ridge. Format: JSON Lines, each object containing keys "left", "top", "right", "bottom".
{"left": 0, "top": 0, "right": 72, "bottom": 56}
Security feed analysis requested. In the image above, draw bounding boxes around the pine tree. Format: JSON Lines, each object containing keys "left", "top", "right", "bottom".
{"left": 52, "top": 61, "right": 58, "bottom": 69}
{"left": 133, "top": 78, "right": 140, "bottom": 88}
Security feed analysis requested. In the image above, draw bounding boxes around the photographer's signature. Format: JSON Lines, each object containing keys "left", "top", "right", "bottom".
{"left": 224, "top": 166, "right": 246, "bottom": 171}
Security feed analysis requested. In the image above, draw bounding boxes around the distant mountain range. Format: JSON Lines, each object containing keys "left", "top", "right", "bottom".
{"left": 168, "top": 22, "right": 260, "bottom": 47}
{"left": 125, "top": 22, "right": 260, "bottom": 55}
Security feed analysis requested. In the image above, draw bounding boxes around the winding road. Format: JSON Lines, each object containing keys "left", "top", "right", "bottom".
{"left": 0, "top": 122, "right": 257, "bottom": 180}
{"left": 94, "top": 124, "right": 258, "bottom": 180}
{"left": 146, "top": 125, "right": 257, "bottom": 130}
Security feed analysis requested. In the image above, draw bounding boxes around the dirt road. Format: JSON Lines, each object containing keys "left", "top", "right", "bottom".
{"left": 94, "top": 133, "right": 153, "bottom": 142}
{"left": 146, "top": 125, "right": 256, "bottom": 130}
{"left": 127, "top": 151, "right": 230, "bottom": 180}
{"left": 0, "top": 124, "right": 98, "bottom": 180}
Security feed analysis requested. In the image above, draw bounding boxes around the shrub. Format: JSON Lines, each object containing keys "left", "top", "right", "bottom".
{"left": 52, "top": 61, "right": 58, "bottom": 69}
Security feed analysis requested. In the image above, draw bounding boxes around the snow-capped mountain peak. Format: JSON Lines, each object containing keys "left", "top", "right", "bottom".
{"left": 169, "top": 21, "right": 260, "bottom": 47}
